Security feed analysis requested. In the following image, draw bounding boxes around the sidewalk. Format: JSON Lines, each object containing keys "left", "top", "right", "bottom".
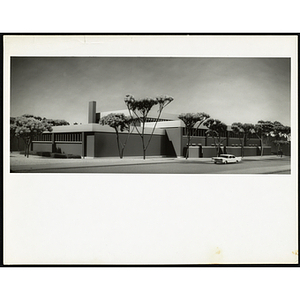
{"left": 9, "top": 152, "right": 289, "bottom": 172}
{"left": 9, "top": 152, "right": 177, "bottom": 172}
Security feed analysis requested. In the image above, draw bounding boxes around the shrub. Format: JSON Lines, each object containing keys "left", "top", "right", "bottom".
{"left": 51, "top": 153, "right": 67, "bottom": 159}
{"left": 36, "top": 151, "right": 51, "bottom": 157}
{"left": 66, "top": 154, "right": 82, "bottom": 159}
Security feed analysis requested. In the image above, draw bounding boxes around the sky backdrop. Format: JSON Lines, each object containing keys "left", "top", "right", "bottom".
{"left": 10, "top": 57, "right": 291, "bottom": 126}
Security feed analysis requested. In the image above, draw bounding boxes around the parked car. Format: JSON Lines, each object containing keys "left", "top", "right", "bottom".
{"left": 212, "top": 154, "right": 242, "bottom": 164}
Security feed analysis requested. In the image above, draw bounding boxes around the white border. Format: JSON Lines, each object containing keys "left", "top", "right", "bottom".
{"left": 3, "top": 35, "right": 298, "bottom": 265}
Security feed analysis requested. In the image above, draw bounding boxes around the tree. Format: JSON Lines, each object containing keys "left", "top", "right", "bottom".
{"left": 253, "top": 120, "right": 274, "bottom": 156}
{"left": 272, "top": 121, "right": 291, "bottom": 139}
{"left": 204, "top": 119, "right": 228, "bottom": 157}
{"left": 271, "top": 121, "right": 291, "bottom": 156}
{"left": 178, "top": 112, "right": 210, "bottom": 159}
{"left": 12, "top": 115, "right": 53, "bottom": 158}
{"left": 43, "top": 118, "right": 70, "bottom": 126}
{"left": 100, "top": 113, "right": 132, "bottom": 159}
{"left": 124, "top": 94, "right": 174, "bottom": 159}
{"left": 10, "top": 117, "right": 17, "bottom": 152}
{"left": 231, "top": 122, "right": 255, "bottom": 157}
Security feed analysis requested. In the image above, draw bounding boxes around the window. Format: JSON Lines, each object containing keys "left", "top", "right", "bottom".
{"left": 55, "top": 133, "right": 82, "bottom": 142}
{"left": 34, "top": 133, "right": 52, "bottom": 141}
{"left": 183, "top": 128, "right": 207, "bottom": 137}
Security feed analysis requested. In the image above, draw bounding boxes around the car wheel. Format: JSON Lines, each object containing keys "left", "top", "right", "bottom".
{"left": 236, "top": 160, "right": 238, "bottom": 163}
{"left": 224, "top": 161, "right": 227, "bottom": 164}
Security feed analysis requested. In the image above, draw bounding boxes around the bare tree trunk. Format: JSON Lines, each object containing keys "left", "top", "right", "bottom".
{"left": 120, "top": 147, "right": 124, "bottom": 159}
{"left": 241, "top": 140, "right": 244, "bottom": 157}
{"left": 115, "top": 130, "right": 122, "bottom": 159}
{"left": 120, "top": 127, "right": 134, "bottom": 159}
{"left": 23, "top": 139, "right": 27, "bottom": 157}
{"left": 141, "top": 121, "right": 146, "bottom": 160}
{"left": 239, "top": 135, "right": 244, "bottom": 157}
{"left": 185, "top": 136, "right": 190, "bottom": 159}
{"left": 26, "top": 142, "right": 30, "bottom": 158}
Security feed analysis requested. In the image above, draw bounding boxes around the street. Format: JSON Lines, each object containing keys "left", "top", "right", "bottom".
{"left": 11, "top": 155, "right": 291, "bottom": 174}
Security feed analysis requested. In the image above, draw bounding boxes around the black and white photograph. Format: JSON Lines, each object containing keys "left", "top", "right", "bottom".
{"left": 9, "top": 56, "right": 291, "bottom": 174}
{"left": 3, "top": 35, "right": 298, "bottom": 265}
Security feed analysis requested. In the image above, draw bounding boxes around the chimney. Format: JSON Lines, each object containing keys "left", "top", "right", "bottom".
{"left": 88, "top": 101, "right": 96, "bottom": 123}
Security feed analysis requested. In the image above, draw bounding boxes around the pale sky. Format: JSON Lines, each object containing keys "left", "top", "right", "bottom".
{"left": 10, "top": 57, "right": 291, "bottom": 126}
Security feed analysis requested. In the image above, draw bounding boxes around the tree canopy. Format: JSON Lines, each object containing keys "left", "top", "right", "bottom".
{"left": 178, "top": 113, "right": 210, "bottom": 129}
{"left": 254, "top": 120, "right": 276, "bottom": 156}
{"left": 43, "top": 118, "right": 70, "bottom": 126}
{"left": 204, "top": 119, "right": 227, "bottom": 137}
{"left": 100, "top": 113, "right": 131, "bottom": 132}
{"left": 100, "top": 113, "right": 132, "bottom": 158}
{"left": 204, "top": 118, "right": 228, "bottom": 156}
{"left": 231, "top": 122, "right": 255, "bottom": 156}
{"left": 124, "top": 94, "right": 174, "bottom": 159}
{"left": 11, "top": 114, "right": 53, "bottom": 157}
{"left": 271, "top": 121, "right": 291, "bottom": 140}
{"left": 178, "top": 112, "right": 210, "bottom": 159}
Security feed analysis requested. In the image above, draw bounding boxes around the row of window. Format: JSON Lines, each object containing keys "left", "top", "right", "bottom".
{"left": 34, "top": 133, "right": 82, "bottom": 142}
{"left": 182, "top": 128, "right": 207, "bottom": 137}
{"left": 147, "top": 118, "right": 170, "bottom": 122}
{"left": 182, "top": 128, "right": 258, "bottom": 139}
{"left": 34, "top": 133, "right": 52, "bottom": 141}
{"left": 55, "top": 133, "right": 82, "bottom": 142}
{"left": 136, "top": 118, "right": 170, "bottom": 123}
{"left": 35, "top": 131, "right": 259, "bottom": 142}
{"left": 183, "top": 128, "right": 228, "bottom": 137}
{"left": 228, "top": 132, "right": 258, "bottom": 138}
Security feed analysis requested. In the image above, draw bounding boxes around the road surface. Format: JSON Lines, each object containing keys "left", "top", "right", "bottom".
{"left": 11, "top": 156, "right": 291, "bottom": 174}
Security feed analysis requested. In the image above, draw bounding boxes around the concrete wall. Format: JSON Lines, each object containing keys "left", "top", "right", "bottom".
{"left": 225, "top": 147, "right": 243, "bottom": 157}
{"left": 246, "top": 138, "right": 260, "bottom": 146}
{"left": 32, "top": 142, "right": 52, "bottom": 152}
{"left": 206, "top": 136, "right": 227, "bottom": 146}
{"left": 31, "top": 131, "right": 170, "bottom": 158}
{"left": 165, "top": 128, "right": 182, "bottom": 157}
{"left": 29, "top": 126, "right": 287, "bottom": 159}
{"left": 201, "top": 146, "right": 261, "bottom": 158}
{"left": 228, "top": 138, "right": 241, "bottom": 146}
{"left": 242, "top": 147, "right": 257, "bottom": 156}
{"left": 258, "top": 146, "right": 272, "bottom": 156}
{"left": 94, "top": 131, "right": 169, "bottom": 157}
{"left": 202, "top": 146, "right": 218, "bottom": 158}
{"left": 182, "top": 136, "right": 207, "bottom": 158}
{"left": 182, "top": 136, "right": 206, "bottom": 146}
{"left": 32, "top": 141, "right": 82, "bottom": 155}
{"left": 55, "top": 142, "right": 82, "bottom": 156}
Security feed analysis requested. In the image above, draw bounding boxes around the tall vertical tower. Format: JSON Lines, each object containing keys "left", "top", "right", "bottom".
{"left": 88, "top": 101, "right": 96, "bottom": 123}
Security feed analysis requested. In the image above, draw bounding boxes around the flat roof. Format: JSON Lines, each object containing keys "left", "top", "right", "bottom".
{"left": 51, "top": 123, "right": 166, "bottom": 135}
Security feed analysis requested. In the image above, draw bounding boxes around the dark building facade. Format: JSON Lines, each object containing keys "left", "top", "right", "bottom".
{"left": 12, "top": 101, "right": 290, "bottom": 158}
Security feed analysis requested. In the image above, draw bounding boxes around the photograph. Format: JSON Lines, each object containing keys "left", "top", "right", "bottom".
{"left": 3, "top": 35, "right": 298, "bottom": 265}
{"left": 10, "top": 56, "right": 291, "bottom": 174}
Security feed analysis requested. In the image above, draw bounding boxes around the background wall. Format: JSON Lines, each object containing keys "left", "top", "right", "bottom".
{"left": 55, "top": 142, "right": 82, "bottom": 156}
{"left": 94, "top": 132, "right": 170, "bottom": 158}
{"left": 32, "top": 142, "right": 52, "bottom": 153}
